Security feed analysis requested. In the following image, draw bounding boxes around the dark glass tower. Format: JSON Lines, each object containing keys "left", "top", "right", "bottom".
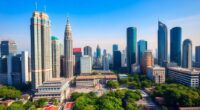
{"left": 127, "top": 27, "right": 137, "bottom": 73}
{"left": 182, "top": 39, "right": 192, "bottom": 69}
{"left": 195, "top": 46, "right": 200, "bottom": 67}
{"left": 112, "top": 44, "right": 118, "bottom": 52}
{"left": 170, "top": 27, "right": 182, "bottom": 66}
{"left": 0, "top": 40, "right": 17, "bottom": 57}
{"left": 138, "top": 40, "right": 147, "bottom": 65}
{"left": 96, "top": 45, "right": 101, "bottom": 58}
{"left": 158, "top": 21, "right": 168, "bottom": 67}
{"left": 113, "top": 51, "right": 121, "bottom": 70}
{"left": 84, "top": 46, "right": 92, "bottom": 57}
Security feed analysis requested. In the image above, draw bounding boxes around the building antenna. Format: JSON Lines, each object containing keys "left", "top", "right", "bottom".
{"left": 35, "top": 2, "right": 38, "bottom": 11}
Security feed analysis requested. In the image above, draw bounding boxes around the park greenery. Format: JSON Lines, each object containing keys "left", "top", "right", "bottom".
{"left": 71, "top": 89, "right": 142, "bottom": 110}
{"left": 118, "top": 74, "right": 154, "bottom": 89}
{"left": 152, "top": 84, "right": 200, "bottom": 107}
{"left": 106, "top": 80, "right": 119, "bottom": 89}
{"left": 0, "top": 86, "right": 21, "bottom": 99}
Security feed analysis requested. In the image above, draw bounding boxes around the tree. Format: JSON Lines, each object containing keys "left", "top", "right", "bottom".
{"left": 49, "top": 98, "right": 58, "bottom": 105}
{"left": 74, "top": 96, "right": 95, "bottom": 110}
{"left": 83, "top": 105, "right": 96, "bottom": 110}
{"left": 107, "top": 80, "right": 119, "bottom": 89}
{"left": 0, "top": 86, "right": 21, "bottom": 99}
{"left": 34, "top": 98, "right": 48, "bottom": 108}
{"left": 23, "top": 101, "right": 34, "bottom": 110}
{"left": 0, "top": 104, "right": 6, "bottom": 110}
{"left": 7, "top": 103, "right": 24, "bottom": 110}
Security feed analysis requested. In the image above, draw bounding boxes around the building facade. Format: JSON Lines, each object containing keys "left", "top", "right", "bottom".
{"left": 138, "top": 40, "right": 147, "bottom": 65}
{"left": 113, "top": 50, "right": 121, "bottom": 70}
{"left": 195, "top": 46, "right": 200, "bottom": 67}
{"left": 182, "top": 39, "right": 192, "bottom": 69}
{"left": 167, "top": 67, "right": 200, "bottom": 87}
{"left": 170, "top": 27, "right": 182, "bottom": 66}
{"left": 147, "top": 66, "right": 165, "bottom": 84}
{"left": 127, "top": 27, "right": 137, "bottom": 73}
{"left": 121, "top": 50, "right": 127, "bottom": 67}
{"left": 64, "top": 17, "right": 74, "bottom": 78}
{"left": 73, "top": 48, "right": 82, "bottom": 75}
{"left": 83, "top": 46, "right": 92, "bottom": 57}
{"left": 158, "top": 21, "right": 168, "bottom": 67}
{"left": 51, "top": 36, "right": 61, "bottom": 78}
{"left": 0, "top": 40, "right": 17, "bottom": 57}
{"left": 30, "top": 11, "right": 52, "bottom": 90}
{"left": 102, "top": 49, "right": 110, "bottom": 71}
{"left": 80, "top": 55, "right": 92, "bottom": 74}
{"left": 141, "top": 50, "right": 154, "bottom": 73}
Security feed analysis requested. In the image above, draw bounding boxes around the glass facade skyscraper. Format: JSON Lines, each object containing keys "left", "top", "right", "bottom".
{"left": 182, "top": 39, "right": 192, "bottom": 69}
{"left": 127, "top": 27, "right": 137, "bottom": 73}
{"left": 112, "top": 44, "right": 118, "bottom": 52}
{"left": 96, "top": 45, "right": 101, "bottom": 58}
{"left": 84, "top": 46, "right": 92, "bottom": 57}
{"left": 158, "top": 21, "right": 168, "bottom": 67}
{"left": 195, "top": 46, "right": 200, "bottom": 67}
{"left": 0, "top": 40, "right": 17, "bottom": 57}
{"left": 170, "top": 27, "right": 182, "bottom": 66}
{"left": 138, "top": 40, "right": 147, "bottom": 65}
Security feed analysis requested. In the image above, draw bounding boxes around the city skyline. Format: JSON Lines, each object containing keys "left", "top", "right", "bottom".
{"left": 0, "top": 0, "right": 200, "bottom": 54}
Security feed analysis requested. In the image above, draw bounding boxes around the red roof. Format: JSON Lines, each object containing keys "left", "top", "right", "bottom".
{"left": 73, "top": 48, "right": 81, "bottom": 53}
{"left": 64, "top": 102, "right": 74, "bottom": 109}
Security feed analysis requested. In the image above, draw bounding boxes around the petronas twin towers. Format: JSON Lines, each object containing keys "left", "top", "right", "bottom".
{"left": 31, "top": 11, "right": 73, "bottom": 90}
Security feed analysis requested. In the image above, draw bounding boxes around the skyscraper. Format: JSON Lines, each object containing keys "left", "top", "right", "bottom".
{"left": 52, "top": 36, "right": 61, "bottom": 78}
{"left": 158, "top": 21, "right": 168, "bottom": 67}
{"left": 96, "top": 45, "right": 101, "bottom": 58}
{"left": 127, "top": 27, "right": 137, "bottom": 73}
{"left": 0, "top": 40, "right": 17, "bottom": 57}
{"left": 30, "top": 11, "right": 52, "bottom": 90}
{"left": 170, "top": 27, "right": 182, "bottom": 66}
{"left": 64, "top": 17, "right": 73, "bottom": 78}
{"left": 113, "top": 50, "right": 121, "bottom": 70}
{"left": 112, "top": 44, "right": 118, "bottom": 52}
{"left": 141, "top": 50, "right": 154, "bottom": 73}
{"left": 102, "top": 49, "right": 109, "bottom": 71}
{"left": 84, "top": 46, "right": 92, "bottom": 57}
{"left": 138, "top": 40, "right": 147, "bottom": 65}
{"left": 73, "top": 48, "right": 82, "bottom": 75}
{"left": 182, "top": 39, "right": 192, "bottom": 69}
{"left": 195, "top": 46, "right": 200, "bottom": 67}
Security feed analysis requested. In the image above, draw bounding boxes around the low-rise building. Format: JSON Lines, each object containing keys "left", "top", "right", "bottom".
{"left": 33, "top": 78, "right": 71, "bottom": 103}
{"left": 76, "top": 75, "right": 117, "bottom": 87}
{"left": 147, "top": 66, "right": 165, "bottom": 84}
{"left": 167, "top": 67, "right": 200, "bottom": 87}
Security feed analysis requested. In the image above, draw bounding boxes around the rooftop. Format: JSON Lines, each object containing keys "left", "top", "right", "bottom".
{"left": 168, "top": 67, "right": 200, "bottom": 74}
{"left": 76, "top": 75, "right": 117, "bottom": 80}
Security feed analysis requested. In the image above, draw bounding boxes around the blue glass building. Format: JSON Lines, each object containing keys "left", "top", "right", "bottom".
{"left": 182, "top": 39, "right": 192, "bottom": 68}
{"left": 112, "top": 44, "right": 118, "bottom": 52}
{"left": 113, "top": 50, "right": 121, "bottom": 70}
{"left": 170, "top": 27, "right": 182, "bottom": 66}
{"left": 137, "top": 40, "right": 147, "bottom": 65}
{"left": 127, "top": 27, "right": 137, "bottom": 73}
{"left": 195, "top": 46, "right": 200, "bottom": 67}
{"left": 158, "top": 21, "right": 168, "bottom": 67}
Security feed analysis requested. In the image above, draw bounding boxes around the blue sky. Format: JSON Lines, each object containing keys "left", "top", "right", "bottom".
{"left": 0, "top": 0, "right": 200, "bottom": 54}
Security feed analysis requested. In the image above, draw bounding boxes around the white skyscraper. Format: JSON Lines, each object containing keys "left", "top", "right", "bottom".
{"left": 30, "top": 11, "right": 52, "bottom": 90}
{"left": 64, "top": 17, "right": 73, "bottom": 78}
{"left": 81, "top": 55, "right": 92, "bottom": 74}
{"left": 21, "top": 51, "right": 31, "bottom": 83}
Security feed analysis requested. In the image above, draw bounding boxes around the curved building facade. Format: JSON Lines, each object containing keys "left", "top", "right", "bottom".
{"left": 182, "top": 39, "right": 192, "bottom": 69}
{"left": 127, "top": 27, "right": 137, "bottom": 73}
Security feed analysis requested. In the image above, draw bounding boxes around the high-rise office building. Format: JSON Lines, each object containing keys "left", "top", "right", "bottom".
{"left": 158, "top": 21, "right": 168, "bottom": 67}
{"left": 113, "top": 50, "right": 121, "bottom": 70}
{"left": 121, "top": 50, "right": 127, "bottom": 67}
{"left": 112, "top": 44, "right": 118, "bottom": 52}
{"left": 102, "top": 49, "right": 109, "bottom": 71}
{"left": 52, "top": 36, "right": 61, "bottom": 78}
{"left": 73, "top": 48, "right": 82, "bottom": 75}
{"left": 127, "top": 27, "right": 137, "bottom": 73}
{"left": 30, "top": 11, "right": 52, "bottom": 90}
{"left": 80, "top": 55, "right": 92, "bottom": 74}
{"left": 141, "top": 50, "right": 154, "bottom": 73}
{"left": 138, "top": 40, "right": 147, "bottom": 65}
{"left": 84, "top": 46, "right": 92, "bottom": 56}
{"left": 21, "top": 51, "right": 31, "bottom": 83}
{"left": 195, "top": 46, "right": 200, "bottom": 67}
{"left": 182, "top": 39, "right": 192, "bottom": 69}
{"left": 170, "top": 27, "right": 182, "bottom": 66}
{"left": 64, "top": 17, "right": 73, "bottom": 78}
{"left": 96, "top": 45, "right": 101, "bottom": 58}
{"left": 0, "top": 40, "right": 17, "bottom": 57}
